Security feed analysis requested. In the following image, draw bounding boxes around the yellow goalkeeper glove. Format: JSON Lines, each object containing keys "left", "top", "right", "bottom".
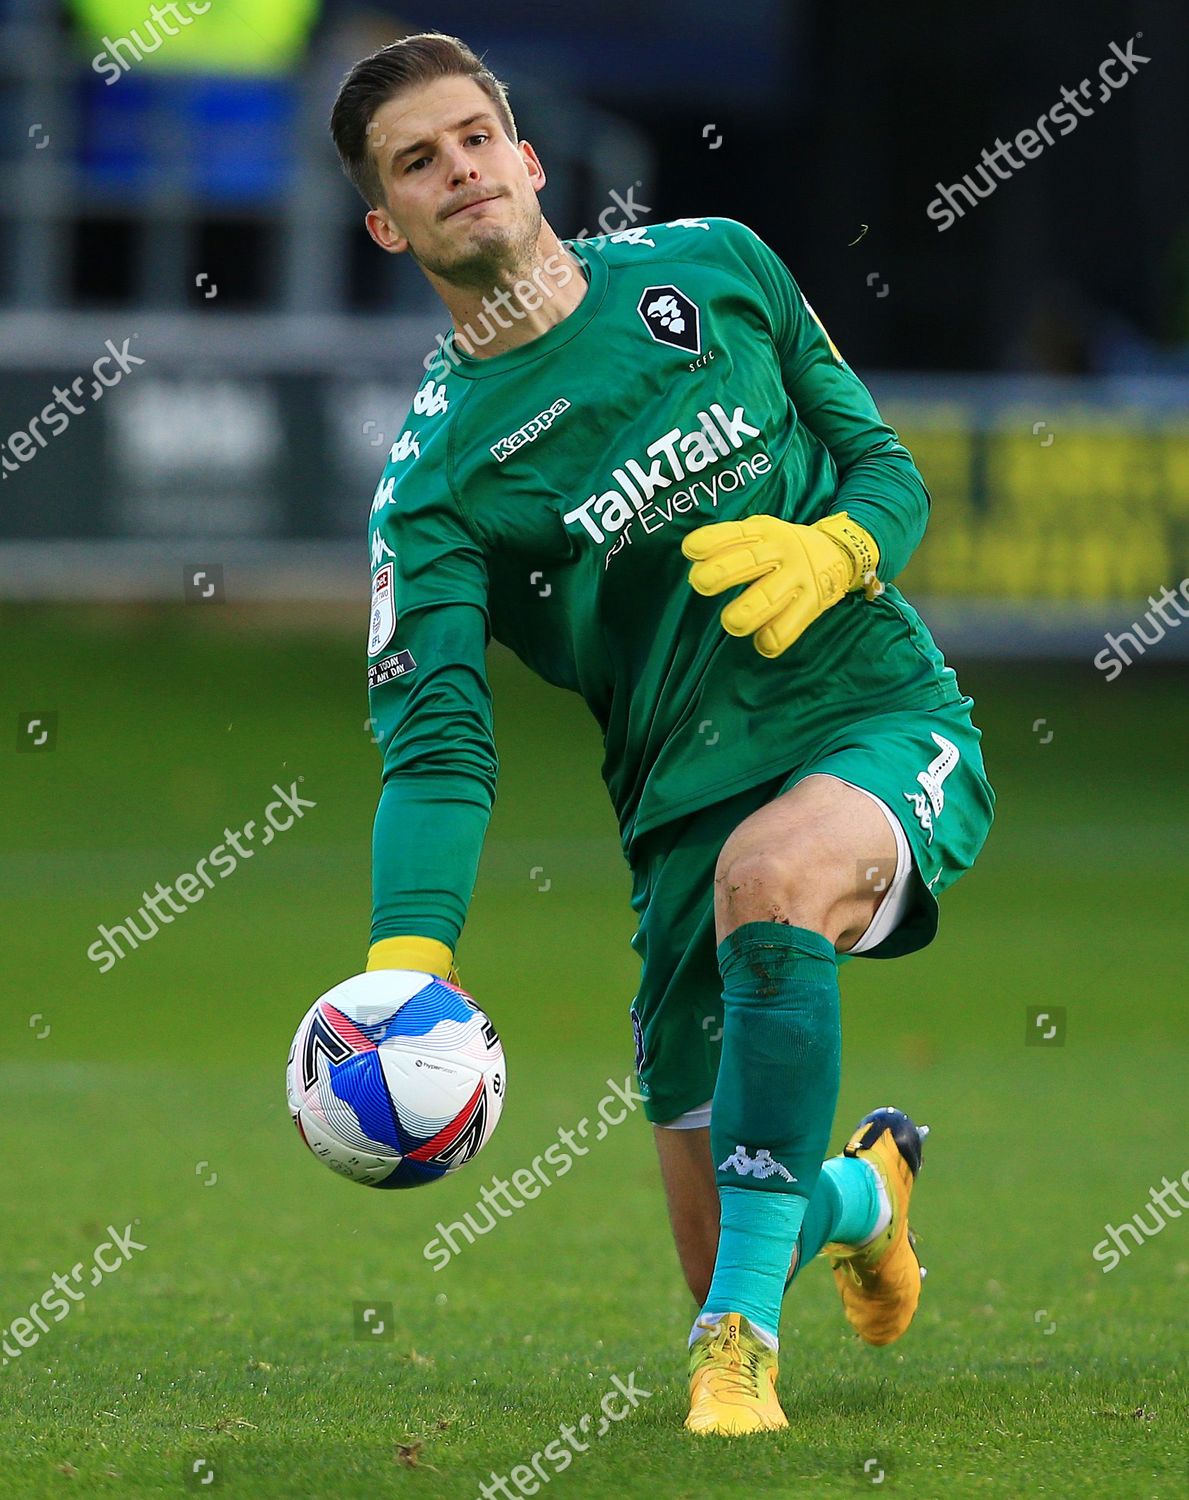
{"left": 366, "top": 935, "right": 464, "bottom": 989}
{"left": 681, "top": 511, "right": 882, "bottom": 659}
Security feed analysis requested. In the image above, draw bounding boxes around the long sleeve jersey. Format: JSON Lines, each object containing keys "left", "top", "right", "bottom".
{"left": 365, "top": 216, "right": 959, "bottom": 949}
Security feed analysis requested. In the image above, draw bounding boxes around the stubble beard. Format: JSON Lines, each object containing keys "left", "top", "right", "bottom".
{"left": 411, "top": 192, "right": 543, "bottom": 291}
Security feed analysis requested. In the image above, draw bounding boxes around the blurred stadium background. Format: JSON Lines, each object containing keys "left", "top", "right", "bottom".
{"left": 2, "top": 1, "right": 1187, "bottom": 1495}
{"left": 3, "top": 0, "right": 1187, "bottom": 636}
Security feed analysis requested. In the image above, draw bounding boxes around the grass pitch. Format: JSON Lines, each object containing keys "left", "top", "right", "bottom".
{"left": 1, "top": 606, "right": 1185, "bottom": 1498}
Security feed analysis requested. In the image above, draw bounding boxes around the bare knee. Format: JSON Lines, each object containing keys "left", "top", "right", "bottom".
{"left": 714, "top": 835, "right": 846, "bottom": 942}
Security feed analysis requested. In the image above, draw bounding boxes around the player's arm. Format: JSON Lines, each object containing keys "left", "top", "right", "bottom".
{"left": 735, "top": 221, "right": 929, "bottom": 580}
{"left": 366, "top": 467, "right": 495, "bottom": 982}
{"left": 368, "top": 599, "right": 495, "bottom": 981}
{"left": 682, "top": 221, "right": 930, "bottom": 657}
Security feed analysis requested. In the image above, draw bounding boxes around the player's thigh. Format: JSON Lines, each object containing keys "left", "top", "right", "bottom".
{"left": 771, "top": 697, "right": 996, "bottom": 961}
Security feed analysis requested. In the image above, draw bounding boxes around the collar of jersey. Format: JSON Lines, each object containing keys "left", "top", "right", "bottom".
{"left": 441, "top": 237, "right": 607, "bottom": 379}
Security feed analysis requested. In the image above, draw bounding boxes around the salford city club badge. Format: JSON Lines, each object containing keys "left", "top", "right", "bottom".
{"left": 637, "top": 285, "right": 701, "bottom": 354}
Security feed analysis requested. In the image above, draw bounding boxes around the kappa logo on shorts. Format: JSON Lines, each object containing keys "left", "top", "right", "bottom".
{"left": 903, "top": 732, "right": 960, "bottom": 845}
{"left": 718, "top": 1146, "right": 796, "bottom": 1183}
{"left": 630, "top": 1006, "right": 647, "bottom": 1082}
{"left": 638, "top": 285, "right": 701, "bottom": 354}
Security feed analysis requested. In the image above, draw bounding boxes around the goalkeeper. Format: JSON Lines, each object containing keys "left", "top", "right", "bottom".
{"left": 331, "top": 31, "right": 995, "bottom": 1436}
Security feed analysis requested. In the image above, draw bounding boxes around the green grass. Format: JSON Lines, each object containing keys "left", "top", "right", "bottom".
{"left": 1, "top": 606, "right": 1186, "bottom": 1498}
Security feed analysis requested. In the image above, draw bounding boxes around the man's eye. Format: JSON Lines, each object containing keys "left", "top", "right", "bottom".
{"left": 404, "top": 133, "right": 488, "bottom": 172}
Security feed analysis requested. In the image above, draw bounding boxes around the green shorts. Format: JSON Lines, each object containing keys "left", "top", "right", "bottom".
{"left": 627, "top": 696, "right": 995, "bottom": 1124}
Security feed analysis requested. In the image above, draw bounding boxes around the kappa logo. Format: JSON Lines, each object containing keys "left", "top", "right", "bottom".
{"left": 638, "top": 285, "right": 701, "bottom": 354}
{"left": 412, "top": 381, "right": 448, "bottom": 416}
{"left": 718, "top": 1146, "right": 796, "bottom": 1183}
{"left": 630, "top": 1006, "right": 646, "bottom": 1080}
{"left": 903, "top": 732, "right": 960, "bottom": 845}
{"left": 370, "top": 529, "right": 395, "bottom": 570}
{"left": 490, "top": 397, "right": 571, "bottom": 463}
{"left": 390, "top": 431, "right": 420, "bottom": 463}
{"left": 370, "top": 475, "right": 395, "bottom": 517}
{"left": 579, "top": 218, "right": 710, "bottom": 252}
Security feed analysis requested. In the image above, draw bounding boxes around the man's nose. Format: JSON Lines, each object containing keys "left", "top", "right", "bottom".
{"left": 444, "top": 148, "right": 481, "bottom": 188}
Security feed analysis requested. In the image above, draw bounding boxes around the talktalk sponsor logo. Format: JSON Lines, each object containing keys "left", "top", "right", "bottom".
{"left": 562, "top": 403, "right": 766, "bottom": 546}
{"left": 490, "top": 397, "right": 571, "bottom": 462}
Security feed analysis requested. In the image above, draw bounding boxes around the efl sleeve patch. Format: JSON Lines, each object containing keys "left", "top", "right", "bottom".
{"left": 368, "top": 649, "right": 417, "bottom": 690}
{"left": 368, "top": 563, "right": 396, "bottom": 656}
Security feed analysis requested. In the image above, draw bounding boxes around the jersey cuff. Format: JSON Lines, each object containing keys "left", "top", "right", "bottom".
{"left": 817, "top": 511, "right": 881, "bottom": 594}
{"left": 366, "top": 935, "right": 455, "bottom": 978}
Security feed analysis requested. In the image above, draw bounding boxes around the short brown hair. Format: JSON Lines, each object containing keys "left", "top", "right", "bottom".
{"left": 330, "top": 32, "right": 518, "bottom": 208}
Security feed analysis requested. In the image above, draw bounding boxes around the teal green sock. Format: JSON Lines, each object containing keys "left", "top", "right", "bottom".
{"left": 702, "top": 921, "right": 841, "bottom": 1343}
{"left": 784, "top": 1156, "right": 881, "bottom": 1287}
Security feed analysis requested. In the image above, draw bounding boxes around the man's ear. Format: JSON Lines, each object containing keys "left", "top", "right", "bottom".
{"left": 365, "top": 207, "right": 409, "bottom": 255}
{"left": 519, "top": 139, "right": 547, "bottom": 194}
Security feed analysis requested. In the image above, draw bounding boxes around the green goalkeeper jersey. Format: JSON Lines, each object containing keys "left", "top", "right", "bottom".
{"left": 366, "top": 216, "right": 960, "bottom": 949}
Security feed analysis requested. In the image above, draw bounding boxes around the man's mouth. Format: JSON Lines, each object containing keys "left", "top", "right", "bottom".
{"left": 444, "top": 193, "right": 502, "bottom": 220}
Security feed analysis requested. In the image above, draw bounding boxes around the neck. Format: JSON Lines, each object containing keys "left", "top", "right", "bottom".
{"left": 435, "top": 229, "right": 588, "bottom": 361}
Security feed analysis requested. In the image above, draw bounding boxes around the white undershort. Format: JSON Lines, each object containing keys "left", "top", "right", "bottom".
{"left": 656, "top": 777, "right": 914, "bottom": 1132}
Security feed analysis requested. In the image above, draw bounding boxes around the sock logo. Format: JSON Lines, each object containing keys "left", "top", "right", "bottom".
{"left": 718, "top": 1146, "right": 796, "bottom": 1182}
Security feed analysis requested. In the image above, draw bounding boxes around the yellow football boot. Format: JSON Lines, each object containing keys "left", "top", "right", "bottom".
{"left": 824, "top": 1107, "right": 929, "bottom": 1347}
{"left": 685, "top": 1312, "right": 787, "bottom": 1435}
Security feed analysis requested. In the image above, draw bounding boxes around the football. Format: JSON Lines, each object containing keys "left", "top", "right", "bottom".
{"left": 285, "top": 969, "right": 505, "bottom": 1188}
